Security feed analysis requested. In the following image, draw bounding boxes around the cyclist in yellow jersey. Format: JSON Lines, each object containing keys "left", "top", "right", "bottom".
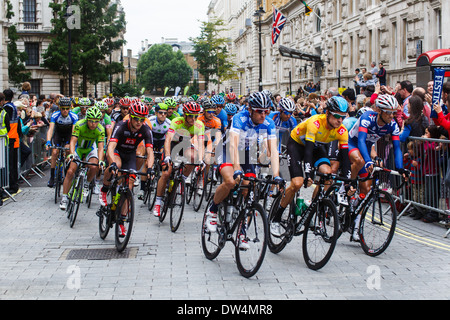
{"left": 153, "top": 101, "right": 205, "bottom": 217}
{"left": 271, "top": 96, "right": 352, "bottom": 237}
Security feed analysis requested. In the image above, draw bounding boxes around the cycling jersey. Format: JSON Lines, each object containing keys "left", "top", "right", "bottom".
{"left": 198, "top": 114, "right": 221, "bottom": 144}
{"left": 110, "top": 120, "right": 153, "bottom": 154}
{"left": 168, "top": 111, "right": 181, "bottom": 121}
{"left": 100, "top": 113, "right": 112, "bottom": 130}
{"left": 51, "top": 110, "right": 78, "bottom": 136}
{"left": 149, "top": 115, "right": 171, "bottom": 141}
{"left": 290, "top": 114, "right": 349, "bottom": 148}
{"left": 268, "top": 111, "right": 298, "bottom": 150}
{"left": 71, "top": 107, "right": 87, "bottom": 120}
{"left": 215, "top": 109, "right": 228, "bottom": 132}
{"left": 348, "top": 110, "right": 403, "bottom": 170}
{"left": 72, "top": 119, "right": 105, "bottom": 157}
{"left": 229, "top": 109, "right": 277, "bottom": 151}
{"left": 168, "top": 116, "right": 205, "bottom": 142}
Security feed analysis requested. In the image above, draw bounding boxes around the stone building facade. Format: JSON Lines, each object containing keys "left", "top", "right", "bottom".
{"left": 0, "top": 0, "right": 125, "bottom": 98}
{"left": 208, "top": 0, "right": 449, "bottom": 95}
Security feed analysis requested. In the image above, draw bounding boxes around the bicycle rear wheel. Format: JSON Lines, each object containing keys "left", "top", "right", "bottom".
{"left": 359, "top": 190, "right": 397, "bottom": 257}
{"left": 302, "top": 198, "right": 338, "bottom": 270}
{"left": 115, "top": 189, "right": 134, "bottom": 252}
{"left": 170, "top": 179, "right": 186, "bottom": 232}
{"left": 54, "top": 162, "right": 62, "bottom": 204}
{"left": 192, "top": 171, "right": 205, "bottom": 212}
{"left": 235, "top": 203, "right": 268, "bottom": 278}
{"left": 201, "top": 198, "right": 224, "bottom": 260}
{"left": 267, "top": 194, "right": 293, "bottom": 254}
{"left": 147, "top": 172, "right": 159, "bottom": 211}
{"left": 98, "top": 205, "right": 111, "bottom": 239}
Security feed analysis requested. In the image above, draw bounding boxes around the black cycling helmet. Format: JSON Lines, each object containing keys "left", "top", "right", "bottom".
{"left": 248, "top": 92, "right": 271, "bottom": 109}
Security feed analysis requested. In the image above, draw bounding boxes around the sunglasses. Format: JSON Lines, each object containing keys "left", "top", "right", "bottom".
{"left": 205, "top": 110, "right": 216, "bottom": 114}
{"left": 88, "top": 119, "right": 100, "bottom": 124}
{"left": 60, "top": 107, "right": 70, "bottom": 111}
{"left": 283, "top": 111, "right": 292, "bottom": 116}
{"left": 158, "top": 111, "right": 167, "bottom": 115}
{"left": 381, "top": 110, "right": 395, "bottom": 115}
{"left": 185, "top": 114, "right": 199, "bottom": 119}
{"left": 252, "top": 108, "right": 269, "bottom": 114}
{"left": 130, "top": 115, "right": 145, "bottom": 122}
{"left": 329, "top": 111, "right": 347, "bottom": 120}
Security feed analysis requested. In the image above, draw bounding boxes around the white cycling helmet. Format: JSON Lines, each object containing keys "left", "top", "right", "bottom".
{"left": 278, "top": 98, "right": 296, "bottom": 113}
{"left": 375, "top": 94, "right": 398, "bottom": 111}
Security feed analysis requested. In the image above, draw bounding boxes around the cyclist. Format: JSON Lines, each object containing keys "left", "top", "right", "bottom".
{"left": 95, "top": 101, "right": 113, "bottom": 142}
{"left": 60, "top": 107, "right": 106, "bottom": 210}
{"left": 268, "top": 97, "right": 298, "bottom": 152}
{"left": 166, "top": 98, "right": 181, "bottom": 121}
{"left": 271, "top": 96, "right": 351, "bottom": 237}
{"left": 46, "top": 97, "right": 79, "bottom": 188}
{"left": 211, "top": 95, "right": 228, "bottom": 133}
{"left": 224, "top": 103, "right": 238, "bottom": 130}
{"left": 100, "top": 101, "right": 154, "bottom": 209}
{"left": 198, "top": 98, "right": 222, "bottom": 165}
{"left": 72, "top": 98, "right": 93, "bottom": 120}
{"left": 111, "top": 97, "right": 131, "bottom": 125}
{"left": 149, "top": 103, "right": 171, "bottom": 152}
{"left": 226, "top": 92, "right": 237, "bottom": 104}
{"left": 348, "top": 94, "right": 407, "bottom": 240}
{"left": 153, "top": 101, "right": 205, "bottom": 217}
{"left": 206, "top": 92, "right": 283, "bottom": 248}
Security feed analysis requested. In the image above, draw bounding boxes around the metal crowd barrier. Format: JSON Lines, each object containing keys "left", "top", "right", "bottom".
{"left": 1, "top": 134, "right": 16, "bottom": 202}
{"left": 19, "top": 126, "right": 50, "bottom": 186}
{"left": 376, "top": 136, "right": 450, "bottom": 238}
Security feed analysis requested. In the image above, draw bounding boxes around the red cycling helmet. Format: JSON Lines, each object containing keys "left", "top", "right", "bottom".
{"left": 119, "top": 97, "right": 132, "bottom": 107}
{"left": 226, "top": 92, "right": 236, "bottom": 101}
{"left": 129, "top": 100, "right": 149, "bottom": 117}
{"left": 103, "top": 98, "right": 115, "bottom": 106}
{"left": 183, "top": 101, "right": 202, "bottom": 115}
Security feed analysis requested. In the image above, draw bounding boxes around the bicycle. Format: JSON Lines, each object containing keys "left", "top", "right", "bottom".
{"left": 66, "top": 159, "right": 99, "bottom": 228}
{"left": 97, "top": 168, "right": 147, "bottom": 252}
{"left": 145, "top": 151, "right": 163, "bottom": 212}
{"left": 52, "top": 146, "right": 68, "bottom": 204}
{"left": 201, "top": 175, "right": 278, "bottom": 278}
{"left": 187, "top": 164, "right": 206, "bottom": 212}
{"left": 159, "top": 160, "right": 186, "bottom": 232}
{"left": 325, "top": 165, "right": 408, "bottom": 257}
{"left": 268, "top": 168, "right": 339, "bottom": 270}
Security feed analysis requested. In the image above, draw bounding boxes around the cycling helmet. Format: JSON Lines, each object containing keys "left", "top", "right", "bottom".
{"left": 129, "top": 100, "right": 149, "bottom": 117}
{"left": 211, "top": 95, "right": 225, "bottom": 106}
{"left": 190, "top": 94, "right": 199, "bottom": 101}
{"left": 262, "top": 89, "right": 273, "bottom": 100}
{"left": 248, "top": 91, "right": 271, "bottom": 109}
{"left": 103, "top": 98, "right": 115, "bottom": 106}
{"left": 226, "top": 92, "right": 236, "bottom": 101}
{"left": 376, "top": 94, "right": 399, "bottom": 111}
{"left": 86, "top": 107, "right": 102, "bottom": 120}
{"left": 144, "top": 97, "right": 153, "bottom": 104}
{"left": 119, "top": 97, "right": 132, "bottom": 107}
{"left": 202, "top": 98, "right": 215, "bottom": 110}
{"left": 326, "top": 96, "right": 349, "bottom": 113}
{"left": 357, "top": 106, "right": 372, "bottom": 118}
{"left": 95, "top": 101, "right": 108, "bottom": 111}
{"left": 155, "top": 103, "right": 168, "bottom": 112}
{"left": 278, "top": 98, "right": 296, "bottom": 113}
{"left": 183, "top": 101, "right": 202, "bottom": 115}
{"left": 224, "top": 103, "right": 238, "bottom": 115}
{"left": 78, "top": 97, "right": 91, "bottom": 107}
{"left": 58, "top": 97, "right": 72, "bottom": 107}
{"left": 165, "top": 98, "right": 177, "bottom": 108}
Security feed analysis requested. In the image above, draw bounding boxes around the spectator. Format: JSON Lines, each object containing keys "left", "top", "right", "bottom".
{"left": 412, "top": 87, "right": 431, "bottom": 123}
{"left": 370, "top": 62, "right": 379, "bottom": 83}
{"left": 399, "top": 80, "right": 413, "bottom": 116}
{"left": 403, "top": 141, "right": 423, "bottom": 213}
{"left": 433, "top": 99, "right": 450, "bottom": 136}
{"left": 2, "top": 89, "right": 20, "bottom": 194}
{"left": 399, "top": 95, "right": 428, "bottom": 143}
{"left": 376, "top": 62, "right": 387, "bottom": 86}
{"left": 341, "top": 88, "right": 357, "bottom": 117}
{"left": 354, "top": 68, "right": 363, "bottom": 94}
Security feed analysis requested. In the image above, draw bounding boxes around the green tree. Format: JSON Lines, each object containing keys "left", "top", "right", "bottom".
{"left": 137, "top": 44, "right": 192, "bottom": 93}
{"left": 5, "top": 0, "right": 31, "bottom": 86}
{"left": 190, "top": 19, "right": 237, "bottom": 92}
{"left": 42, "top": 0, "right": 126, "bottom": 96}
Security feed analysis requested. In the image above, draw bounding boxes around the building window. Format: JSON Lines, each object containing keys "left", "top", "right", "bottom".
{"left": 28, "top": 79, "right": 41, "bottom": 96}
{"left": 23, "top": 0, "right": 37, "bottom": 23}
{"left": 25, "top": 43, "right": 40, "bottom": 66}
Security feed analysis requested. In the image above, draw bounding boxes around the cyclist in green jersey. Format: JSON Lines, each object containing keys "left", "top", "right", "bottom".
{"left": 60, "top": 107, "right": 106, "bottom": 210}
{"left": 166, "top": 98, "right": 181, "bottom": 121}
{"left": 153, "top": 101, "right": 205, "bottom": 217}
{"left": 71, "top": 97, "right": 93, "bottom": 120}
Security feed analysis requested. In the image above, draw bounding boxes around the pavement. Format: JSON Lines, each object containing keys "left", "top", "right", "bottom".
{"left": 0, "top": 167, "right": 449, "bottom": 301}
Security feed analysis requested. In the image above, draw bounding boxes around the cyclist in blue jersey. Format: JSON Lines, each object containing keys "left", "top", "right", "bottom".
{"left": 348, "top": 94, "right": 408, "bottom": 240}
{"left": 268, "top": 97, "right": 298, "bottom": 152}
{"left": 46, "top": 97, "right": 78, "bottom": 188}
{"left": 207, "top": 92, "right": 284, "bottom": 248}
{"left": 224, "top": 103, "right": 238, "bottom": 130}
{"left": 211, "top": 95, "right": 228, "bottom": 133}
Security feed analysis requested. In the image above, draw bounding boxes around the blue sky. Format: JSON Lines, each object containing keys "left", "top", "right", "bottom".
{"left": 120, "top": 0, "right": 211, "bottom": 55}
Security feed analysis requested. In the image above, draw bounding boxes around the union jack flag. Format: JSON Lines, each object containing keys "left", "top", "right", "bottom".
{"left": 272, "top": 6, "right": 287, "bottom": 45}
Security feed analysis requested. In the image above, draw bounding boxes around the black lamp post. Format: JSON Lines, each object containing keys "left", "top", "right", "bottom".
{"left": 254, "top": 2, "right": 265, "bottom": 92}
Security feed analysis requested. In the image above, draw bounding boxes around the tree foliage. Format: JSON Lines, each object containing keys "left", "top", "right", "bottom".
{"left": 190, "top": 19, "right": 237, "bottom": 91}
{"left": 42, "top": 0, "right": 126, "bottom": 96}
{"left": 137, "top": 44, "right": 192, "bottom": 92}
{"left": 6, "top": 0, "right": 31, "bottom": 86}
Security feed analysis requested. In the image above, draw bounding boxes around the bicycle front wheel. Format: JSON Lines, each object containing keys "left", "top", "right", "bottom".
{"left": 69, "top": 176, "right": 84, "bottom": 228}
{"left": 302, "top": 198, "right": 338, "bottom": 270}
{"left": 115, "top": 189, "right": 134, "bottom": 252}
{"left": 192, "top": 171, "right": 205, "bottom": 212}
{"left": 201, "top": 198, "right": 224, "bottom": 260}
{"left": 170, "top": 179, "right": 186, "bottom": 232}
{"left": 235, "top": 203, "right": 268, "bottom": 278}
{"left": 359, "top": 190, "right": 397, "bottom": 257}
